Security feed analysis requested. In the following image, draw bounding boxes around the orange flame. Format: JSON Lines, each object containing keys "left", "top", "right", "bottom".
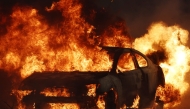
{"left": 41, "top": 88, "right": 70, "bottom": 97}
{"left": 86, "top": 84, "right": 97, "bottom": 97}
{"left": 96, "top": 95, "right": 105, "bottom": 109}
{"left": 0, "top": 0, "right": 130, "bottom": 108}
{"left": 1, "top": 0, "right": 190, "bottom": 108}
{"left": 12, "top": 90, "right": 32, "bottom": 109}
{"left": 48, "top": 103, "right": 79, "bottom": 109}
{"left": 134, "top": 22, "right": 190, "bottom": 108}
{"left": 0, "top": 0, "right": 119, "bottom": 78}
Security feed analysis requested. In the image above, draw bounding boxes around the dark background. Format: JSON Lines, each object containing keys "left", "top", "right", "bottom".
{"left": 0, "top": 0, "right": 190, "bottom": 108}
{"left": 94, "top": 0, "right": 190, "bottom": 39}
{"left": 1, "top": 0, "right": 190, "bottom": 39}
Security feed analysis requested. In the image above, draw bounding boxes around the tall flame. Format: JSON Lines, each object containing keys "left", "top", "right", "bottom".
{"left": 0, "top": 0, "right": 120, "bottom": 78}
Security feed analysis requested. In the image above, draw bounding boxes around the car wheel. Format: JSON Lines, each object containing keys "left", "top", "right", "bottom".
{"left": 105, "top": 90, "right": 116, "bottom": 109}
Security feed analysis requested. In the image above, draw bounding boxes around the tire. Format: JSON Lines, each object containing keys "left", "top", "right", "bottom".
{"left": 139, "top": 90, "right": 156, "bottom": 108}
{"left": 105, "top": 90, "right": 116, "bottom": 109}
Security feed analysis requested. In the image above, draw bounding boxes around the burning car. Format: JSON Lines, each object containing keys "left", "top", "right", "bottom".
{"left": 19, "top": 46, "right": 165, "bottom": 109}
{"left": 96, "top": 46, "right": 165, "bottom": 109}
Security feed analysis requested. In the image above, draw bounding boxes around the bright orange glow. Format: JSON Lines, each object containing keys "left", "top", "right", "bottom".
{"left": 121, "top": 95, "right": 140, "bottom": 109}
{"left": 0, "top": 0, "right": 131, "bottom": 107}
{"left": 12, "top": 90, "right": 32, "bottom": 109}
{"left": 86, "top": 84, "right": 97, "bottom": 97}
{"left": 1, "top": 0, "right": 190, "bottom": 108}
{"left": 41, "top": 88, "right": 70, "bottom": 97}
{"left": 156, "top": 84, "right": 181, "bottom": 107}
{"left": 134, "top": 22, "right": 190, "bottom": 108}
{"left": 48, "top": 103, "right": 79, "bottom": 109}
{"left": 0, "top": 0, "right": 118, "bottom": 79}
{"left": 117, "top": 53, "right": 135, "bottom": 71}
{"left": 135, "top": 53, "right": 148, "bottom": 67}
{"left": 131, "top": 95, "right": 140, "bottom": 108}
{"left": 96, "top": 95, "right": 105, "bottom": 109}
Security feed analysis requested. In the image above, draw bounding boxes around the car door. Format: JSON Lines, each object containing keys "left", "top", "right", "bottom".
{"left": 117, "top": 49, "right": 148, "bottom": 91}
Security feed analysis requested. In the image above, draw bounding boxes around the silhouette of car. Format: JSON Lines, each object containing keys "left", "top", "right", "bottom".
{"left": 97, "top": 46, "right": 165, "bottom": 108}
{"left": 19, "top": 46, "right": 165, "bottom": 109}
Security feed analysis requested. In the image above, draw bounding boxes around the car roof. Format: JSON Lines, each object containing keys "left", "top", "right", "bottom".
{"left": 101, "top": 46, "right": 152, "bottom": 66}
{"left": 101, "top": 46, "right": 146, "bottom": 57}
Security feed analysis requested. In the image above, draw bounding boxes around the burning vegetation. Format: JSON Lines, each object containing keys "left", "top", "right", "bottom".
{"left": 0, "top": 0, "right": 190, "bottom": 109}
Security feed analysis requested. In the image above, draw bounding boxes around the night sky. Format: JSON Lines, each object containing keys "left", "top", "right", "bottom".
{"left": 94, "top": 0, "right": 190, "bottom": 39}
{"left": 0, "top": 0, "right": 190, "bottom": 108}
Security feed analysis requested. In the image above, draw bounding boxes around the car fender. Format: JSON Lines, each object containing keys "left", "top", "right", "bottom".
{"left": 97, "top": 74, "right": 123, "bottom": 108}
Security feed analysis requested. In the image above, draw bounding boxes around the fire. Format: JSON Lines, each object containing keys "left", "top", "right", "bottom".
{"left": 123, "top": 95, "right": 140, "bottom": 109}
{"left": 0, "top": 0, "right": 119, "bottom": 79}
{"left": 156, "top": 84, "right": 181, "bottom": 107}
{"left": 0, "top": 0, "right": 190, "bottom": 108}
{"left": 96, "top": 95, "right": 105, "bottom": 109}
{"left": 40, "top": 88, "right": 79, "bottom": 109}
{"left": 86, "top": 84, "right": 97, "bottom": 97}
{"left": 130, "top": 95, "right": 140, "bottom": 108}
{"left": 12, "top": 90, "right": 32, "bottom": 109}
{"left": 41, "top": 88, "right": 70, "bottom": 97}
{"left": 48, "top": 103, "right": 79, "bottom": 109}
{"left": 0, "top": 0, "right": 130, "bottom": 107}
{"left": 4, "top": 52, "right": 21, "bottom": 70}
{"left": 134, "top": 22, "right": 190, "bottom": 108}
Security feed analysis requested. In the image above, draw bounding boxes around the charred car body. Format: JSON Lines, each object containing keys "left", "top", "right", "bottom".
{"left": 19, "top": 47, "right": 165, "bottom": 109}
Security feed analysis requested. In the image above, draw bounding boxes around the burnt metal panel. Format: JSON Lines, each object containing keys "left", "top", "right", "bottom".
{"left": 19, "top": 71, "right": 108, "bottom": 90}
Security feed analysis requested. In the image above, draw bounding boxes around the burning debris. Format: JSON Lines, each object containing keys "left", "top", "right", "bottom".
{"left": 0, "top": 0, "right": 190, "bottom": 109}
